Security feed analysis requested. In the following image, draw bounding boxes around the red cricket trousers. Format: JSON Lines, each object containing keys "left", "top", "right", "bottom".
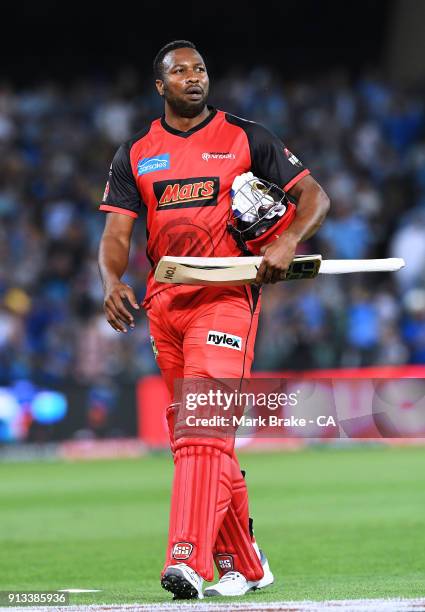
{"left": 145, "top": 284, "right": 264, "bottom": 582}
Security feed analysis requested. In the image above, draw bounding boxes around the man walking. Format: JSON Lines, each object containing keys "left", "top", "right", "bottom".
{"left": 98, "top": 40, "right": 329, "bottom": 599}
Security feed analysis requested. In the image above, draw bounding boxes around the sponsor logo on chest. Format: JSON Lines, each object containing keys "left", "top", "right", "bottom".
{"left": 153, "top": 177, "right": 220, "bottom": 210}
{"left": 137, "top": 153, "right": 170, "bottom": 175}
{"left": 207, "top": 330, "right": 242, "bottom": 351}
{"left": 202, "top": 152, "right": 236, "bottom": 161}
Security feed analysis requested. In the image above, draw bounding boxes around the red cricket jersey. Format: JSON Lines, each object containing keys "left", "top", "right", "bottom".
{"left": 99, "top": 107, "right": 309, "bottom": 305}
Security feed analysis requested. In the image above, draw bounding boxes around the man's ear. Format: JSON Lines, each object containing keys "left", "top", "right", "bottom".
{"left": 155, "top": 79, "right": 165, "bottom": 96}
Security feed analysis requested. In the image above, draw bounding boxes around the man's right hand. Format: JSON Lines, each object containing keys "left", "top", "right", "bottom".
{"left": 103, "top": 280, "right": 140, "bottom": 333}
{"left": 98, "top": 212, "right": 139, "bottom": 332}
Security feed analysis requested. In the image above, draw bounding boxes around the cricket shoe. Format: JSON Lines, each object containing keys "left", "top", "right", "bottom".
{"left": 204, "top": 548, "right": 274, "bottom": 597}
{"left": 161, "top": 563, "right": 204, "bottom": 599}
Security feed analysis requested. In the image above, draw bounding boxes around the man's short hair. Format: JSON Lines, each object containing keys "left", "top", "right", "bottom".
{"left": 153, "top": 40, "right": 198, "bottom": 80}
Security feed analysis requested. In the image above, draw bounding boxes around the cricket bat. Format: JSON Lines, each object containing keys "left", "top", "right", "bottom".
{"left": 154, "top": 255, "right": 405, "bottom": 286}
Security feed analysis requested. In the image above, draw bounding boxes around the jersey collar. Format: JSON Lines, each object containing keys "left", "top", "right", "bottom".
{"left": 161, "top": 106, "right": 217, "bottom": 138}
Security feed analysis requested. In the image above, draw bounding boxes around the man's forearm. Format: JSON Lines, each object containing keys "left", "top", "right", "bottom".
{"left": 283, "top": 182, "right": 330, "bottom": 244}
{"left": 98, "top": 235, "right": 131, "bottom": 291}
{"left": 98, "top": 214, "right": 139, "bottom": 330}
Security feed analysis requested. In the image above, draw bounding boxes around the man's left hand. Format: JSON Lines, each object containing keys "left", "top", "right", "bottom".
{"left": 254, "top": 233, "right": 299, "bottom": 284}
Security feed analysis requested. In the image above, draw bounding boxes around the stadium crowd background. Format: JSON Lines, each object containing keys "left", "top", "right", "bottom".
{"left": 1, "top": 66, "right": 425, "bottom": 388}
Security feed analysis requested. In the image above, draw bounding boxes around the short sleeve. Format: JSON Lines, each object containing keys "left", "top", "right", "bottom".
{"left": 99, "top": 144, "right": 141, "bottom": 218}
{"left": 249, "top": 123, "right": 310, "bottom": 192}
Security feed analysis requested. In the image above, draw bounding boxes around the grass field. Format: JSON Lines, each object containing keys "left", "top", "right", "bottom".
{"left": 0, "top": 445, "right": 424, "bottom": 607}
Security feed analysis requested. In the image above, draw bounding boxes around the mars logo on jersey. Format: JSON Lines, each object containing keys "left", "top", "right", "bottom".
{"left": 172, "top": 542, "right": 194, "bottom": 560}
{"left": 153, "top": 177, "right": 220, "bottom": 210}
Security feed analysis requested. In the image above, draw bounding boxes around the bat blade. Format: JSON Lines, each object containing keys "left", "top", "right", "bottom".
{"left": 154, "top": 255, "right": 321, "bottom": 285}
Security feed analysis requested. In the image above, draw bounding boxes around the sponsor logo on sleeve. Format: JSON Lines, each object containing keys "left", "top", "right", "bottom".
{"left": 283, "top": 147, "right": 303, "bottom": 168}
{"left": 207, "top": 330, "right": 242, "bottom": 351}
{"left": 172, "top": 542, "right": 194, "bottom": 560}
{"left": 102, "top": 181, "right": 110, "bottom": 202}
{"left": 153, "top": 177, "right": 220, "bottom": 210}
{"left": 137, "top": 153, "right": 170, "bottom": 176}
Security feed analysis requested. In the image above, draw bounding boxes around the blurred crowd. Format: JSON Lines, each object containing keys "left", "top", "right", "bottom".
{"left": 1, "top": 67, "right": 425, "bottom": 385}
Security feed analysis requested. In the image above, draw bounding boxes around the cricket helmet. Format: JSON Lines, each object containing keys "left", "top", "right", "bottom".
{"left": 227, "top": 172, "right": 296, "bottom": 255}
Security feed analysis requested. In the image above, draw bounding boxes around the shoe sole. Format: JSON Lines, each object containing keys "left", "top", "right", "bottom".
{"left": 204, "top": 577, "right": 274, "bottom": 597}
{"left": 255, "top": 574, "right": 274, "bottom": 590}
{"left": 252, "top": 577, "right": 274, "bottom": 590}
{"left": 161, "top": 568, "right": 200, "bottom": 600}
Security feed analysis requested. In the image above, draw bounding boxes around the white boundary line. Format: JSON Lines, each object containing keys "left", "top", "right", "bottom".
{"left": 2, "top": 597, "right": 425, "bottom": 612}
{"left": 57, "top": 590, "right": 102, "bottom": 593}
